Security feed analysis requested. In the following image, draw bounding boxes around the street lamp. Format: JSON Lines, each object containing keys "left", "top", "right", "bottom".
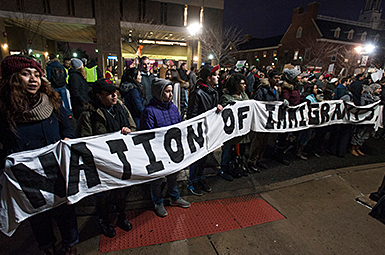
{"left": 187, "top": 23, "right": 202, "bottom": 68}
{"left": 299, "top": 56, "right": 303, "bottom": 65}
{"left": 73, "top": 52, "right": 77, "bottom": 57}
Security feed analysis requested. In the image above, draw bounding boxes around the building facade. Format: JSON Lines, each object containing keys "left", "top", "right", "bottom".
{"left": 0, "top": 0, "right": 223, "bottom": 76}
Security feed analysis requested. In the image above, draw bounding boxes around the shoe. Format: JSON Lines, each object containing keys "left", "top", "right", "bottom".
{"left": 349, "top": 145, "right": 359, "bottom": 157}
{"left": 247, "top": 162, "right": 260, "bottom": 173}
{"left": 154, "top": 203, "right": 168, "bottom": 217}
{"left": 219, "top": 171, "right": 234, "bottom": 181}
{"left": 256, "top": 162, "right": 268, "bottom": 169}
{"left": 297, "top": 154, "right": 308, "bottom": 160}
{"left": 100, "top": 220, "right": 116, "bottom": 238}
{"left": 117, "top": 216, "right": 132, "bottom": 232}
{"left": 314, "top": 152, "right": 321, "bottom": 158}
{"left": 199, "top": 178, "right": 212, "bottom": 192}
{"left": 170, "top": 198, "right": 191, "bottom": 208}
{"left": 64, "top": 245, "right": 77, "bottom": 255}
{"left": 188, "top": 182, "right": 203, "bottom": 196}
{"left": 356, "top": 147, "right": 365, "bottom": 156}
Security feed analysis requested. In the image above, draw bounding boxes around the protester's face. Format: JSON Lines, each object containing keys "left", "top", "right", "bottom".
{"left": 375, "top": 87, "right": 382, "bottom": 95}
{"left": 239, "top": 79, "right": 246, "bottom": 93}
{"left": 313, "top": 85, "right": 318, "bottom": 94}
{"left": 20, "top": 68, "right": 41, "bottom": 95}
{"left": 98, "top": 90, "right": 117, "bottom": 107}
{"left": 260, "top": 73, "right": 265, "bottom": 78}
{"left": 270, "top": 75, "right": 281, "bottom": 86}
{"left": 63, "top": 60, "right": 70, "bottom": 69}
{"left": 181, "top": 64, "right": 186, "bottom": 70}
{"left": 136, "top": 71, "right": 142, "bottom": 83}
{"left": 208, "top": 73, "right": 219, "bottom": 86}
{"left": 141, "top": 59, "right": 150, "bottom": 72}
{"left": 162, "top": 85, "right": 173, "bottom": 102}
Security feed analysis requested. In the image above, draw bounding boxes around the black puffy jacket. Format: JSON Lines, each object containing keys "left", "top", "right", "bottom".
{"left": 187, "top": 79, "right": 219, "bottom": 119}
{"left": 68, "top": 68, "right": 90, "bottom": 119}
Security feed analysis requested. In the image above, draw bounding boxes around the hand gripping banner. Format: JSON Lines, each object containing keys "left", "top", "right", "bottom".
{"left": 0, "top": 100, "right": 382, "bottom": 236}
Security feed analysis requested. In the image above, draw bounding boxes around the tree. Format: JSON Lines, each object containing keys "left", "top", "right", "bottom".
{"left": 121, "top": 18, "right": 165, "bottom": 57}
{"left": 5, "top": 12, "right": 45, "bottom": 54}
{"left": 199, "top": 26, "right": 243, "bottom": 65}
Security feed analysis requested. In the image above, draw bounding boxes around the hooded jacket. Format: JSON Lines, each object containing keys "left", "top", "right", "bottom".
{"left": 140, "top": 78, "right": 180, "bottom": 130}
{"left": 281, "top": 81, "right": 302, "bottom": 106}
{"left": 253, "top": 78, "right": 279, "bottom": 101}
{"left": 46, "top": 59, "right": 66, "bottom": 81}
{"left": 68, "top": 68, "right": 90, "bottom": 119}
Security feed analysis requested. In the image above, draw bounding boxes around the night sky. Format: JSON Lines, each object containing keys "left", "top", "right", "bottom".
{"left": 223, "top": 0, "right": 385, "bottom": 38}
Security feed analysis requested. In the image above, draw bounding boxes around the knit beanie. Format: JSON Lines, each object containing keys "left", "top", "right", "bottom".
{"left": 370, "top": 83, "right": 381, "bottom": 92}
{"left": 1, "top": 55, "right": 43, "bottom": 79}
{"left": 283, "top": 68, "right": 301, "bottom": 83}
{"left": 71, "top": 58, "right": 83, "bottom": 69}
{"left": 151, "top": 78, "right": 172, "bottom": 101}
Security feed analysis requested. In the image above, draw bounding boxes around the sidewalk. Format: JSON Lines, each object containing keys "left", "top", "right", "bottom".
{"left": 75, "top": 163, "right": 385, "bottom": 255}
{"left": 1, "top": 163, "right": 384, "bottom": 254}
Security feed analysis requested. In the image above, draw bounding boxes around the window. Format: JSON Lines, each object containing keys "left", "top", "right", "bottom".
{"left": 67, "top": 0, "right": 75, "bottom": 15}
{"left": 17, "top": 0, "right": 24, "bottom": 11}
{"left": 375, "top": 34, "right": 380, "bottom": 43}
{"left": 361, "top": 31, "right": 367, "bottom": 41}
{"left": 334, "top": 27, "right": 341, "bottom": 38}
{"left": 43, "top": 0, "right": 51, "bottom": 14}
{"left": 263, "top": 51, "right": 267, "bottom": 58}
{"left": 296, "top": 27, "right": 303, "bottom": 38}
{"left": 348, "top": 29, "right": 354, "bottom": 40}
{"left": 293, "top": 50, "right": 299, "bottom": 60}
{"left": 139, "top": 0, "right": 146, "bottom": 21}
{"left": 305, "top": 48, "right": 310, "bottom": 60}
{"left": 283, "top": 50, "right": 289, "bottom": 60}
{"left": 160, "top": 3, "right": 167, "bottom": 24}
{"left": 273, "top": 50, "right": 277, "bottom": 57}
{"left": 184, "top": 5, "right": 188, "bottom": 26}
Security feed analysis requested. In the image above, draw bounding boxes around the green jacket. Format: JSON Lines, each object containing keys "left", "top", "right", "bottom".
{"left": 76, "top": 100, "right": 137, "bottom": 138}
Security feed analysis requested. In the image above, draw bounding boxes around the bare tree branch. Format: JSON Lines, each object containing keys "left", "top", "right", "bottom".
{"left": 199, "top": 26, "right": 243, "bottom": 65}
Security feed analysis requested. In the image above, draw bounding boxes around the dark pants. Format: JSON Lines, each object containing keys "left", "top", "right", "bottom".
{"left": 28, "top": 203, "right": 78, "bottom": 250}
{"left": 248, "top": 132, "right": 270, "bottom": 165}
{"left": 151, "top": 172, "right": 180, "bottom": 205}
{"left": 189, "top": 155, "right": 208, "bottom": 184}
{"left": 329, "top": 124, "right": 352, "bottom": 157}
{"left": 94, "top": 187, "right": 130, "bottom": 224}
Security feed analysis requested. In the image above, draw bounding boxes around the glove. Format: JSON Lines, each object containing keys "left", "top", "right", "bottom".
{"left": 282, "top": 99, "right": 289, "bottom": 108}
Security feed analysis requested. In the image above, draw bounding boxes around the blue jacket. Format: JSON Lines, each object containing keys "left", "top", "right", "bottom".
{"left": 0, "top": 104, "right": 74, "bottom": 156}
{"left": 140, "top": 97, "right": 181, "bottom": 130}
{"left": 121, "top": 82, "right": 145, "bottom": 127}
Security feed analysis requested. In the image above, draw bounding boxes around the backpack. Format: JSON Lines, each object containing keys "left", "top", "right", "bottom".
{"left": 50, "top": 66, "right": 66, "bottom": 88}
{"left": 227, "top": 155, "right": 244, "bottom": 178}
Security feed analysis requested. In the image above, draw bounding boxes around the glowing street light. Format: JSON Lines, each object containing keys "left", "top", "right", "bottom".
{"left": 208, "top": 54, "right": 214, "bottom": 60}
{"left": 365, "top": 44, "right": 375, "bottom": 54}
{"left": 73, "top": 52, "right": 78, "bottom": 57}
{"left": 187, "top": 23, "right": 202, "bottom": 67}
{"left": 355, "top": 46, "right": 363, "bottom": 54}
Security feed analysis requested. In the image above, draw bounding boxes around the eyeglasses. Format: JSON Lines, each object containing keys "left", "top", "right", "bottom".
{"left": 240, "top": 82, "right": 246, "bottom": 85}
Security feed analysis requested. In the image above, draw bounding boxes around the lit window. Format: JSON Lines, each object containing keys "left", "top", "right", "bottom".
{"left": 361, "top": 31, "right": 367, "bottom": 41}
{"left": 273, "top": 50, "right": 277, "bottom": 57}
{"left": 293, "top": 50, "right": 299, "bottom": 60}
{"left": 334, "top": 27, "right": 341, "bottom": 38}
{"left": 263, "top": 51, "right": 267, "bottom": 58}
{"left": 348, "top": 29, "right": 354, "bottom": 40}
{"left": 375, "top": 34, "right": 380, "bottom": 43}
{"left": 296, "top": 27, "right": 303, "bottom": 38}
{"left": 184, "top": 5, "right": 188, "bottom": 26}
{"left": 200, "top": 7, "right": 204, "bottom": 25}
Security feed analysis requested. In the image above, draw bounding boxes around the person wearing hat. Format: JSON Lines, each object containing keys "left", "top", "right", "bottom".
{"left": 140, "top": 78, "right": 191, "bottom": 217}
{"left": 187, "top": 64, "right": 223, "bottom": 196}
{"left": 350, "top": 83, "right": 382, "bottom": 156}
{"left": 68, "top": 58, "right": 90, "bottom": 120}
{"left": 76, "top": 78, "right": 136, "bottom": 238}
{"left": 0, "top": 55, "right": 78, "bottom": 254}
{"left": 159, "top": 59, "right": 170, "bottom": 79}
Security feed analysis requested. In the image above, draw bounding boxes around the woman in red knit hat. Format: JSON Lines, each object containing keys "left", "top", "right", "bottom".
{"left": 0, "top": 55, "right": 78, "bottom": 255}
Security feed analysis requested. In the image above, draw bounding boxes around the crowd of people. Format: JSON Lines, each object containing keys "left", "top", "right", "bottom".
{"left": 0, "top": 53, "right": 384, "bottom": 254}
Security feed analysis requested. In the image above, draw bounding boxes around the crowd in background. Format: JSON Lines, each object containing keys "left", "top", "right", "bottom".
{"left": 0, "top": 53, "right": 384, "bottom": 254}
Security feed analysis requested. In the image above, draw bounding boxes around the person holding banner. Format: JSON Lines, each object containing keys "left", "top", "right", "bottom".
{"left": 187, "top": 64, "right": 223, "bottom": 196}
{"left": 0, "top": 55, "right": 78, "bottom": 254}
{"left": 76, "top": 78, "right": 136, "bottom": 238}
{"left": 140, "top": 78, "right": 191, "bottom": 217}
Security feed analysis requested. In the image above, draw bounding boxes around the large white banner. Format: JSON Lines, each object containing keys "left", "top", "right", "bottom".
{"left": 0, "top": 100, "right": 382, "bottom": 236}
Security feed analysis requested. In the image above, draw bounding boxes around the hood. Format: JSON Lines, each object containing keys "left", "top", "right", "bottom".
{"left": 47, "top": 59, "right": 61, "bottom": 67}
{"left": 151, "top": 78, "right": 172, "bottom": 101}
{"left": 259, "top": 78, "right": 270, "bottom": 87}
{"left": 281, "top": 81, "right": 294, "bottom": 91}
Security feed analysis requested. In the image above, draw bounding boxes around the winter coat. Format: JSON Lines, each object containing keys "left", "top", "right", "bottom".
{"left": 189, "top": 71, "right": 197, "bottom": 90}
{"left": 0, "top": 104, "right": 74, "bottom": 157}
{"left": 334, "top": 84, "right": 349, "bottom": 100}
{"left": 187, "top": 79, "right": 219, "bottom": 119}
{"left": 46, "top": 59, "right": 66, "bottom": 81}
{"left": 281, "top": 81, "right": 302, "bottom": 106}
{"left": 158, "top": 65, "right": 168, "bottom": 79}
{"left": 350, "top": 80, "right": 363, "bottom": 106}
{"left": 253, "top": 78, "right": 279, "bottom": 101}
{"left": 120, "top": 81, "right": 145, "bottom": 128}
{"left": 68, "top": 68, "right": 90, "bottom": 119}
{"left": 140, "top": 71, "right": 155, "bottom": 106}
{"left": 247, "top": 72, "right": 256, "bottom": 95}
{"left": 361, "top": 87, "right": 380, "bottom": 106}
{"left": 178, "top": 69, "right": 189, "bottom": 83}
{"left": 140, "top": 97, "right": 181, "bottom": 130}
{"left": 76, "top": 100, "right": 136, "bottom": 137}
